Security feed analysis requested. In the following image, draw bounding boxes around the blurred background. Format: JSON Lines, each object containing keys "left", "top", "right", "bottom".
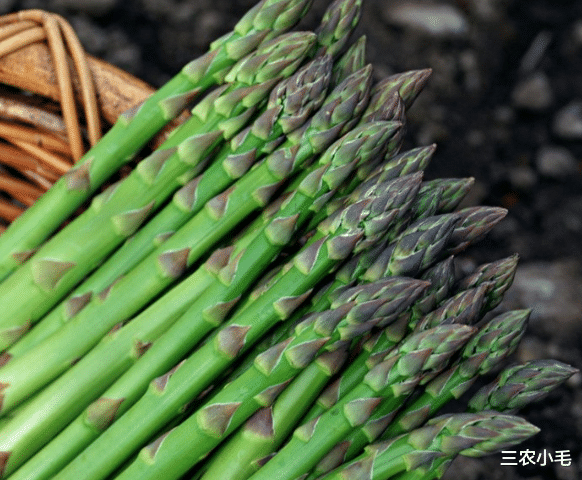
{"left": 2, "top": 0, "right": 581, "bottom": 478}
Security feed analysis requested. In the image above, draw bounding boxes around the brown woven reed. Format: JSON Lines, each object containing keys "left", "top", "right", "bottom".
{"left": 0, "top": 10, "right": 168, "bottom": 231}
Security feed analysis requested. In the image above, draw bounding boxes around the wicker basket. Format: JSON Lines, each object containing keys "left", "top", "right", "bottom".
{"left": 0, "top": 10, "right": 179, "bottom": 231}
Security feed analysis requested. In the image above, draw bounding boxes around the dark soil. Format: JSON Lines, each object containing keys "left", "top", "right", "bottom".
{"left": 3, "top": 1, "right": 581, "bottom": 479}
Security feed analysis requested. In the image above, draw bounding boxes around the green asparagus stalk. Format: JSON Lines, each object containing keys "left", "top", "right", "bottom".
{"left": 216, "top": 172, "right": 424, "bottom": 379}
{"left": 3, "top": 54, "right": 334, "bottom": 361}
{"left": 50, "top": 170, "right": 409, "bottom": 480}
{"left": 0, "top": 119, "right": 397, "bottom": 478}
{"left": 468, "top": 359, "right": 579, "bottom": 413}
{"left": 307, "top": 320, "right": 477, "bottom": 479}
{"left": 302, "top": 215, "right": 464, "bottom": 403}
{"left": 198, "top": 347, "right": 350, "bottom": 480}
{"left": 196, "top": 277, "right": 429, "bottom": 480}
{"left": 3, "top": 193, "right": 294, "bottom": 480}
{"left": 303, "top": 256, "right": 457, "bottom": 424}
{"left": 306, "top": 250, "right": 520, "bottom": 426}
{"left": 317, "top": 413, "right": 540, "bottom": 480}
{"left": 113, "top": 277, "right": 427, "bottom": 480}
{"left": 0, "top": 31, "right": 316, "bottom": 350}
{"left": 383, "top": 309, "right": 530, "bottom": 439}
{"left": 244, "top": 324, "right": 475, "bottom": 480}
{"left": 3, "top": 120, "right": 401, "bottom": 480}
{"left": 425, "top": 177, "right": 475, "bottom": 213}
{"left": 390, "top": 361, "right": 577, "bottom": 480}
{"left": 0, "top": 65, "right": 372, "bottom": 417}
{"left": 0, "top": 0, "right": 313, "bottom": 281}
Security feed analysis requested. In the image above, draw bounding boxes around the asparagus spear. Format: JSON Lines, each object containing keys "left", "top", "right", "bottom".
{"left": 243, "top": 324, "right": 475, "bottom": 480}
{"left": 3, "top": 54, "right": 334, "bottom": 360}
{"left": 454, "top": 254, "right": 519, "bottom": 313}
{"left": 307, "top": 248, "right": 520, "bottom": 426}
{"left": 0, "top": 31, "right": 316, "bottom": 350}
{"left": 391, "top": 361, "right": 577, "bottom": 480}
{"left": 317, "top": 413, "right": 540, "bottom": 480}
{"left": 0, "top": 65, "right": 372, "bottom": 415}
{"left": 3, "top": 121, "right": 401, "bottom": 480}
{"left": 196, "top": 278, "right": 429, "bottom": 480}
{"left": 305, "top": 256, "right": 456, "bottom": 422}
{"left": 50, "top": 169, "right": 410, "bottom": 480}
{"left": 0, "top": 0, "right": 313, "bottom": 281}
{"left": 468, "top": 359, "right": 579, "bottom": 413}
{"left": 306, "top": 213, "right": 479, "bottom": 393}
{"left": 306, "top": 319, "right": 477, "bottom": 479}
{"left": 382, "top": 309, "right": 530, "bottom": 439}
{"left": 217, "top": 172, "right": 424, "bottom": 379}
{"left": 113, "top": 277, "right": 427, "bottom": 480}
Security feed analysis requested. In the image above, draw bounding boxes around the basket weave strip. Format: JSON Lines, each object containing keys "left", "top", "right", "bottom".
{"left": 0, "top": 10, "right": 157, "bottom": 225}
{"left": 0, "top": 10, "right": 101, "bottom": 158}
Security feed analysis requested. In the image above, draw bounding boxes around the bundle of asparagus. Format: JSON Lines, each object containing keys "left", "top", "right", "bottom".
{"left": 0, "top": 1, "right": 577, "bottom": 479}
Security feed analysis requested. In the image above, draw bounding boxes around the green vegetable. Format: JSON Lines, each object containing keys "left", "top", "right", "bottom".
{"left": 245, "top": 325, "right": 476, "bottom": 480}
{"left": 0, "top": 0, "right": 313, "bottom": 281}
{"left": 384, "top": 309, "right": 530, "bottom": 438}
{"left": 0, "top": 31, "right": 316, "bottom": 350}
{"left": 0, "top": 2, "right": 574, "bottom": 479}
{"left": 51, "top": 165, "right": 415, "bottom": 480}
{"left": 468, "top": 359, "right": 579, "bottom": 413}
{"left": 0, "top": 61, "right": 371, "bottom": 417}
{"left": 318, "top": 413, "right": 540, "bottom": 480}
{"left": 4, "top": 53, "right": 333, "bottom": 359}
